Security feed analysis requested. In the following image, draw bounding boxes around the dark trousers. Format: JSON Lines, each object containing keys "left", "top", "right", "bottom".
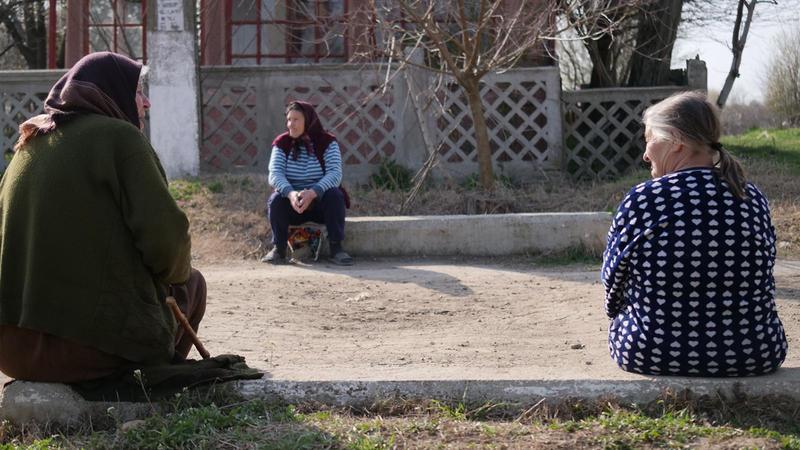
{"left": 268, "top": 188, "right": 346, "bottom": 248}
{"left": 0, "top": 269, "right": 207, "bottom": 382}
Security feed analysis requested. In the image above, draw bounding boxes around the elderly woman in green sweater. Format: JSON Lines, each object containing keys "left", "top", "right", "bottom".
{"left": 0, "top": 52, "right": 206, "bottom": 382}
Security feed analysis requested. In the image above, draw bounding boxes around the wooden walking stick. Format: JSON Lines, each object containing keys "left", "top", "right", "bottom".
{"left": 166, "top": 296, "right": 211, "bottom": 359}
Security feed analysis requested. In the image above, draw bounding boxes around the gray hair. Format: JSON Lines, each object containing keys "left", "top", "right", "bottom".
{"left": 138, "top": 65, "right": 149, "bottom": 84}
{"left": 642, "top": 91, "right": 747, "bottom": 199}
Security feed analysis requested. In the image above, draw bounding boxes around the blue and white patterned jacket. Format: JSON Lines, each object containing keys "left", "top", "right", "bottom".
{"left": 602, "top": 167, "right": 787, "bottom": 377}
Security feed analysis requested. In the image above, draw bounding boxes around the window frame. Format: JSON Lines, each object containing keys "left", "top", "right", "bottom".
{"left": 84, "top": 0, "right": 148, "bottom": 63}
{"left": 226, "top": 0, "right": 349, "bottom": 65}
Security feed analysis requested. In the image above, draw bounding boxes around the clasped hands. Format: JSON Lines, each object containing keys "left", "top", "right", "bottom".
{"left": 289, "top": 189, "right": 317, "bottom": 214}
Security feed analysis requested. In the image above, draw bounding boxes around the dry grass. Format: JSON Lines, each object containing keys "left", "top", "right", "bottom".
{"left": 7, "top": 389, "right": 798, "bottom": 449}
{"left": 178, "top": 156, "right": 800, "bottom": 263}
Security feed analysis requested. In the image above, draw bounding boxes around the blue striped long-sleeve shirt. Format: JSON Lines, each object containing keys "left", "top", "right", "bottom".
{"left": 268, "top": 141, "right": 343, "bottom": 198}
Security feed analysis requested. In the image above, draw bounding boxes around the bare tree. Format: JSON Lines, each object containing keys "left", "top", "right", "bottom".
{"left": 717, "top": 0, "right": 778, "bottom": 109}
{"left": 371, "top": 0, "right": 638, "bottom": 190}
{"left": 563, "top": 0, "right": 690, "bottom": 88}
{"left": 627, "top": 0, "right": 683, "bottom": 86}
{"left": 561, "top": 0, "right": 785, "bottom": 90}
{"left": 562, "top": 0, "right": 641, "bottom": 88}
{"left": 0, "top": 0, "right": 47, "bottom": 69}
{"left": 765, "top": 27, "right": 800, "bottom": 125}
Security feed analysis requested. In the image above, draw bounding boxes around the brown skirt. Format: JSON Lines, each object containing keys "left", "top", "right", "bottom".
{"left": 0, "top": 269, "right": 207, "bottom": 383}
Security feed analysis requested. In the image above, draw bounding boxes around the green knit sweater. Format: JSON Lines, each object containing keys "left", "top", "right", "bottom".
{"left": 0, "top": 114, "right": 191, "bottom": 364}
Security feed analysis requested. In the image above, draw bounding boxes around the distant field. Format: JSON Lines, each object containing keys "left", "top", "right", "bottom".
{"left": 723, "top": 128, "right": 800, "bottom": 175}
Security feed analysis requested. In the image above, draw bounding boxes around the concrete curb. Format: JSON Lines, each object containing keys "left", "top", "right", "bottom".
{"left": 0, "top": 381, "right": 154, "bottom": 428}
{"left": 236, "top": 375, "right": 800, "bottom": 407}
{"left": 4, "top": 373, "right": 798, "bottom": 427}
{"left": 345, "top": 212, "right": 612, "bottom": 256}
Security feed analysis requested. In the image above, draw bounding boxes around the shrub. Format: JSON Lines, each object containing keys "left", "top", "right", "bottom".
{"left": 370, "top": 159, "right": 412, "bottom": 191}
{"left": 765, "top": 28, "right": 800, "bottom": 127}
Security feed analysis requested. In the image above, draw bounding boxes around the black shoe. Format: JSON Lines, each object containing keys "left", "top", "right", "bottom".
{"left": 261, "top": 247, "right": 287, "bottom": 264}
{"left": 328, "top": 250, "right": 353, "bottom": 266}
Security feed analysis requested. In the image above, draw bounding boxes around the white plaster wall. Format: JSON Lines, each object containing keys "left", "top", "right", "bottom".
{"left": 147, "top": 33, "right": 199, "bottom": 179}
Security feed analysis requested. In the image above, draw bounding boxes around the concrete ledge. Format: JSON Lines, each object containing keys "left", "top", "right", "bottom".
{"left": 345, "top": 212, "right": 611, "bottom": 256}
{"left": 5, "top": 373, "right": 798, "bottom": 427}
{"left": 237, "top": 373, "right": 800, "bottom": 407}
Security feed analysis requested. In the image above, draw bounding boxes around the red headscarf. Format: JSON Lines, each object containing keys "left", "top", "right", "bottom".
{"left": 16, "top": 51, "right": 142, "bottom": 150}
{"left": 272, "top": 101, "right": 336, "bottom": 161}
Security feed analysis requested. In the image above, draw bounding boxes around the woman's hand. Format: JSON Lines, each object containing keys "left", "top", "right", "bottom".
{"left": 289, "top": 191, "right": 304, "bottom": 213}
{"left": 296, "top": 189, "right": 317, "bottom": 214}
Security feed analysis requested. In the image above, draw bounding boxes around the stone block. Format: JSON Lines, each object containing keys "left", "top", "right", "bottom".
{"left": 0, "top": 381, "right": 153, "bottom": 428}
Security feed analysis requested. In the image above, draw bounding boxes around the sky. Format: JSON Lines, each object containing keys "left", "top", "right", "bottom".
{"left": 673, "top": 1, "right": 800, "bottom": 103}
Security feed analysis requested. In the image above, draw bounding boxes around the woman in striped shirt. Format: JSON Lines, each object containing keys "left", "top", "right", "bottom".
{"left": 264, "top": 101, "right": 353, "bottom": 265}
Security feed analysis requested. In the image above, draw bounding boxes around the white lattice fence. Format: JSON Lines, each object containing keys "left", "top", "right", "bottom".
{"left": 200, "top": 75, "right": 260, "bottom": 171}
{"left": 200, "top": 66, "right": 400, "bottom": 174}
{"left": 562, "top": 87, "right": 685, "bottom": 179}
{"left": 284, "top": 82, "right": 396, "bottom": 166}
{"left": 433, "top": 68, "right": 562, "bottom": 173}
{"left": 0, "top": 71, "right": 64, "bottom": 170}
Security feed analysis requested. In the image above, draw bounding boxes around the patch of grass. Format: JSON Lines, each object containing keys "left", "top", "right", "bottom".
{"left": 429, "top": 400, "right": 468, "bottom": 421}
{"left": 206, "top": 180, "right": 224, "bottom": 193}
{"left": 169, "top": 179, "right": 228, "bottom": 202}
{"left": 8, "top": 391, "right": 800, "bottom": 449}
{"left": 597, "top": 409, "right": 729, "bottom": 447}
{"left": 722, "top": 127, "right": 800, "bottom": 175}
{"left": 114, "top": 400, "right": 299, "bottom": 449}
{"left": 531, "top": 245, "right": 602, "bottom": 267}
{"left": 345, "top": 434, "right": 396, "bottom": 450}
{"left": 256, "top": 428, "right": 338, "bottom": 449}
{"left": 0, "top": 436, "right": 58, "bottom": 450}
{"left": 547, "top": 406, "right": 800, "bottom": 449}
{"left": 168, "top": 179, "right": 205, "bottom": 202}
{"left": 480, "top": 423, "right": 499, "bottom": 438}
{"left": 749, "top": 427, "right": 800, "bottom": 449}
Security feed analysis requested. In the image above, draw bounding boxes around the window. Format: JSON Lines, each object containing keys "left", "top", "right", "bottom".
{"left": 228, "top": 0, "right": 347, "bottom": 65}
{"left": 86, "top": 0, "right": 147, "bottom": 62}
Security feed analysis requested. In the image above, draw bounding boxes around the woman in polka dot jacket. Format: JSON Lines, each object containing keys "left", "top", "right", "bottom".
{"left": 602, "top": 91, "right": 788, "bottom": 377}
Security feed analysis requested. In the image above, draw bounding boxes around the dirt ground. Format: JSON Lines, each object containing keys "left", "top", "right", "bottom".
{"left": 0, "top": 257, "right": 795, "bottom": 389}
{"left": 192, "top": 257, "right": 800, "bottom": 381}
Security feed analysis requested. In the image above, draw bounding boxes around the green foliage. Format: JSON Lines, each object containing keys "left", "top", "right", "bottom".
{"left": 0, "top": 437, "right": 57, "bottom": 450}
{"left": 168, "top": 179, "right": 205, "bottom": 202}
{"left": 765, "top": 29, "right": 800, "bottom": 126}
{"left": 255, "top": 429, "right": 337, "bottom": 449}
{"left": 370, "top": 159, "right": 412, "bottom": 191}
{"left": 206, "top": 181, "right": 224, "bottom": 194}
{"left": 553, "top": 408, "right": 739, "bottom": 449}
{"left": 531, "top": 245, "right": 602, "bottom": 267}
{"left": 119, "top": 400, "right": 298, "bottom": 449}
{"left": 748, "top": 427, "right": 800, "bottom": 449}
{"left": 11, "top": 394, "right": 800, "bottom": 449}
{"left": 345, "top": 434, "right": 396, "bottom": 450}
{"left": 168, "top": 178, "right": 227, "bottom": 201}
{"left": 722, "top": 128, "right": 800, "bottom": 175}
{"left": 429, "top": 400, "right": 468, "bottom": 421}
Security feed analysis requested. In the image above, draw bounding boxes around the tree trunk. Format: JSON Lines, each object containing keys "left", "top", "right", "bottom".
{"left": 0, "top": 0, "right": 48, "bottom": 69}
{"left": 717, "top": 0, "right": 757, "bottom": 109}
{"left": 587, "top": 34, "right": 616, "bottom": 88}
{"left": 463, "top": 77, "right": 495, "bottom": 190}
{"left": 627, "top": 0, "right": 683, "bottom": 87}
